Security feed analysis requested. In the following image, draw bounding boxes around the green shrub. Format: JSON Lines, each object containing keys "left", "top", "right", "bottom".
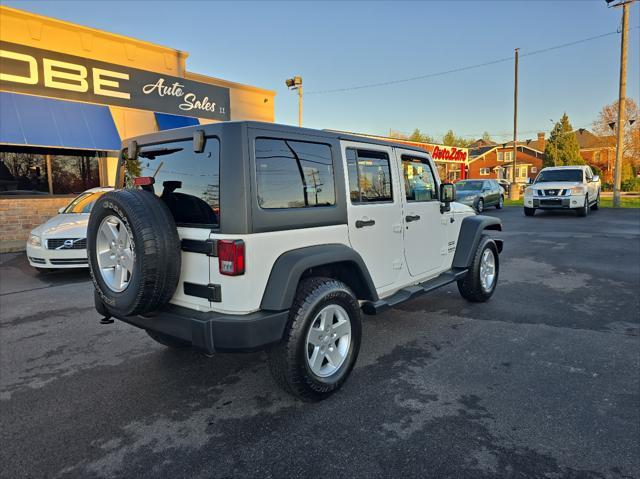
{"left": 621, "top": 177, "right": 640, "bottom": 192}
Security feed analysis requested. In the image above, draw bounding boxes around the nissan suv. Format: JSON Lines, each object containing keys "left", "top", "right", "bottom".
{"left": 87, "top": 122, "right": 503, "bottom": 401}
{"left": 524, "top": 165, "right": 601, "bottom": 217}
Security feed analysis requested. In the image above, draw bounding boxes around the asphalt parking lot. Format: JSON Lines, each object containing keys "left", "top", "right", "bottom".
{"left": 1, "top": 207, "right": 639, "bottom": 479}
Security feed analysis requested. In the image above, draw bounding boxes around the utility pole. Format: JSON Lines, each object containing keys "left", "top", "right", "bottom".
{"left": 510, "top": 48, "right": 519, "bottom": 200}
{"left": 611, "top": 0, "right": 631, "bottom": 207}
{"left": 298, "top": 83, "right": 303, "bottom": 128}
{"left": 285, "top": 76, "right": 303, "bottom": 127}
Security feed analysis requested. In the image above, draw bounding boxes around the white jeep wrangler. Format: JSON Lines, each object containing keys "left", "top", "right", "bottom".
{"left": 88, "top": 122, "right": 503, "bottom": 401}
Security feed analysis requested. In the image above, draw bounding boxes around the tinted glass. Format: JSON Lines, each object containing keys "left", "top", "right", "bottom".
{"left": 402, "top": 155, "right": 437, "bottom": 201}
{"left": 255, "top": 138, "right": 335, "bottom": 209}
{"left": 125, "top": 137, "right": 220, "bottom": 227}
{"left": 535, "top": 169, "right": 583, "bottom": 183}
{"left": 346, "top": 149, "right": 360, "bottom": 202}
{"left": 51, "top": 155, "right": 100, "bottom": 194}
{"left": 347, "top": 148, "right": 393, "bottom": 203}
{"left": 0, "top": 152, "right": 49, "bottom": 194}
{"left": 456, "top": 180, "right": 483, "bottom": 191}
{"left": 62, "top": 190, "right": 107, "bottom": 213}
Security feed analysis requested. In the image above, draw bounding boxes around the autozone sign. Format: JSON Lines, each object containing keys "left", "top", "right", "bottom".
{"left": 0, "top": 41, "right": 230, "bottom": 120}
{"left": 430, "top": 145, "right": 468, "bottom": 162}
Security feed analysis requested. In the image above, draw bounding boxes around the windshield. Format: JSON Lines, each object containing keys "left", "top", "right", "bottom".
{"left": 456, "top": 180, "right": 484, "bottom": 191}
{"left": 61, "top": 191, "right": 107, "bottom": 214}
{"left": 535, "top": 169, "right": 583, "bottom": 183}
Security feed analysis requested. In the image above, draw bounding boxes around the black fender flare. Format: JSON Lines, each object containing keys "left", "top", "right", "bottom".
{"left": 260, "top": 244, "right": 378, "bottom": 311}
{"left": 452, "top": 215, "right": 503, "bottom": 269}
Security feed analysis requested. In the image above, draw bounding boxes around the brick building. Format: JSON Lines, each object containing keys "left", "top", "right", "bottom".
{"left": 575, "top": 129, "right": 616, "bottom": 183}
{"left": 467, "top": 133, "right": 545, "bottom": 184}
{"left": 467, "top": 130, "right": 616, "bottom": 184}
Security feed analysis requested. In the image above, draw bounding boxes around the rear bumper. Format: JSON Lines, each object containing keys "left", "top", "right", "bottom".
{"left": 110, "top": 304, "right": 289, "bottom": 354}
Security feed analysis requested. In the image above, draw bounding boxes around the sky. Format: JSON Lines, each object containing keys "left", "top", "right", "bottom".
{"left": 4, "top": 0, "right": 639, "bottom": 143}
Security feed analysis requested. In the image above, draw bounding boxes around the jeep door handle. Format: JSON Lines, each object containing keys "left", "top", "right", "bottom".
{"left": 355, "top": 219, "right": 376, "bottom": 228}
{"left": 405, "top": 215, "right": 421, "bottom": 222}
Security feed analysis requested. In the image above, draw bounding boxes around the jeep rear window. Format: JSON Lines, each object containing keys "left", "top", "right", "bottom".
{"left": 255, "top": 138, "right": 336, "bottom": 209}
{"left": 124, "top": 137, "right": 220, "bottom": 228}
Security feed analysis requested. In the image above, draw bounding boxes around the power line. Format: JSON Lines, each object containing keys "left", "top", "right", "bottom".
{"left": 307, "top": 29, "right": 637, "bottom": 95}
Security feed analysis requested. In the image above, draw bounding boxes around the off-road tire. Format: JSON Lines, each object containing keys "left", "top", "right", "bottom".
{"left": 267, "top": 277, "right": 362, "bottom": 401}
{"left": 457, "top": 235, "right": 499, "bottom": 303}
{"left": 496, "top": 195, "right": 504, "bottom": 209}
{"left": 146, "top": 330, "right": 190, "bottom": 349}
{"left": 87, "top": 189, "right": 181, "bottom": 317}
{"left": 576, "top": 195, "right": 589, "bottom": 217}
{"left": 524, "top": 207, "right": 536, "bottom": 216}
{"left": 590, "top": 192, "right": 600, "bottom": 211}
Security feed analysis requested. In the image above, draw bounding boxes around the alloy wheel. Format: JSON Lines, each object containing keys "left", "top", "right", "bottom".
{"left": 479, "top": 248, "right": 496, "bottom": 292}
{"left": 96, "top": 215, "right": 134, "bottom": 292}
{"left": 305, "top": 304, "right": 352, "bottom": 377}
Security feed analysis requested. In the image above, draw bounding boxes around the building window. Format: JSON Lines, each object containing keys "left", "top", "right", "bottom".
{"left": 0, "top": 147, "right": 102, "bottom": 195}
{"left": 255, "top": 138, "right": 335, "bottom": 209}
{"left": 504, "top": 151, "right": 513, "bottom": 162}
{"left": 594, "top": 151, "right": 601, "bottom": 162}
{"left": 517, "top": 166, "right": 528, "bottom": 178}
{"left": 401, "top": 155, "right": 437, "bottom": 202}
{"left": 531, "top": 167, "right": 538, "bottom": 174}
{"left": 480, "top": 167, "right": 491, "bottom": 176}
{"left": 346, "top": 148, "right": 393, "bottom": 203}
{"left": 497, "top": 151, "right": 504, "bottom": 162}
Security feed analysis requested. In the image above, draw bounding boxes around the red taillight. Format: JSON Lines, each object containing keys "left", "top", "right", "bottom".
{"left": 133, "top": 176, "right": 155, "bottom": 186}
{"left": 218, "top": 240, "right": 245, "bottom": 276}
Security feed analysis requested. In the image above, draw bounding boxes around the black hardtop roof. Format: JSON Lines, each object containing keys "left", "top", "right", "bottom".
{"left": 125, "top": 121, "right": 429, "bottom": 155}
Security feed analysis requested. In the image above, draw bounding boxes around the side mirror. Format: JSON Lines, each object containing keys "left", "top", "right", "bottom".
{"left": 440, "top": 182, "right": 455, "bottom": 213}
{"left": 58, "top": 207, "right": 64, "bottom": 214}
{"left": 592, "top": 175, "right": 600, "bottom": 183}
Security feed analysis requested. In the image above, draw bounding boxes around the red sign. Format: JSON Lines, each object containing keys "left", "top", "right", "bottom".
{"left": 431, "top": 146, "right": 468, "bottom": 162}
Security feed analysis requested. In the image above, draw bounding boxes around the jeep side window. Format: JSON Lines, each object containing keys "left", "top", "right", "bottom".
{"left": 401, "top": 155, "right": 437, "bottom": 202}
{"left": 346, "top": 148, "right": 393, "bottom": 203}
{"left": 255, "top": 138, "right": 335, "bottom": 209}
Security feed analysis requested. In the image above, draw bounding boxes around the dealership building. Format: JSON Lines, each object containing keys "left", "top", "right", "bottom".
{"left": 0, "top": 6, "right": 275, "bottom": 252}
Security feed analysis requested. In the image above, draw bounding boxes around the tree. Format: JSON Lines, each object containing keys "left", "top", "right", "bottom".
{"left": 408, "top": 128, "right": 436, "bottom": 144}
{"left": 442, "top": 129, "right": 472, "bottom": 148}
{"left": 592, "top": 98, "right": 640, "bottom": 175}
{"left": 543, "top": 113, "right": 584, "bottom": 167}
{"left": 481, "top": 131, "right": 493, "bottom": 143}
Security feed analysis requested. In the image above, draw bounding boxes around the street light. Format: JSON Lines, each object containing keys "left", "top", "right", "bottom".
{"left": 285, "top": 76, "right": 303, "bottom": 127}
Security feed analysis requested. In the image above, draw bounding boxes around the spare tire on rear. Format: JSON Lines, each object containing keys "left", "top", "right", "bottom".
{"left": 87, "top": 189, "right": 181, "bottom": 317}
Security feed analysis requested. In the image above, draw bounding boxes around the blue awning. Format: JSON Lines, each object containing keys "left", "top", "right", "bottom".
{"left": 0, "top": 92, "right": 121, "bottom": 150}
{"left": 154, "top": 112, "right": 199, "bottom": 131}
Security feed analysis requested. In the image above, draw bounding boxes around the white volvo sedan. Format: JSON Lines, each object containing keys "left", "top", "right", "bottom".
{"left": 26, "top": 187, "right": 113, "bottom": 269}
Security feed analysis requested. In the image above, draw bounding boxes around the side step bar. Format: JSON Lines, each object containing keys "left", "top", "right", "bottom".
{"left": 361, "top": 268, "right": 468, "bottom": 315}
